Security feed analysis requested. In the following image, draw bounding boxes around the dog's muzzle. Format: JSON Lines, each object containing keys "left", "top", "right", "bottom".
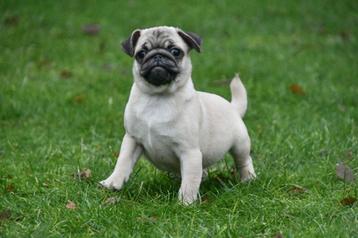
{"left": 140, "top": 50, "right": 180, "bottom": 86}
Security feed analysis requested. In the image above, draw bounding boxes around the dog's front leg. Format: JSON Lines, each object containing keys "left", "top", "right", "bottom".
{"left": 100, "top": 133, "right": 143, "bottom": 190}
{"left": 178, "top": 149, "right": 203, "bottom": 205}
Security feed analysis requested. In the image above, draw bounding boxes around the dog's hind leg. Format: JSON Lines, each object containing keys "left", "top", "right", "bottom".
{"left": 230, "top": 135, "right": 256, "bottom": 182}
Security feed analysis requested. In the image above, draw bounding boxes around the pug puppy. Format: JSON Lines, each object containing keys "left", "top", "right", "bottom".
{"left": 100, "top": 26, "right": 256, "bottom": 204}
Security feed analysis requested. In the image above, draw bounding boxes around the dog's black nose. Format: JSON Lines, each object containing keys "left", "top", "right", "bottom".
{"left": 153, "top": 54, "right": 163, "bottom": 62}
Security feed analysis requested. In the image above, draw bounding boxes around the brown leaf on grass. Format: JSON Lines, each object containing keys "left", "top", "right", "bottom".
{"left": 66, "top": 200, "right": 76, "bottom": 210}
{"left": 274, "top": 232, "right": 284, "bottom": 238}
{"left": 60, "top": 69, "right": 72, "bottom": 79}
{"left": 4, "top": 15, "right": 19, "bottom": 26}
{"left": 81, "top": 169, "right": 92, "bottom": 178}
{"left": 104, "top": 196, "right": 120, "bottom": 205}
{"left": 74, "top": 168, "right": 92, "bottom": 180}
{"left": 82, "top": 24, "right": 101, "bottom": 36}
{"left": 72, "top": 95, "right": 86, "bottom": 104}
{"left": 336, "top": 162, "right": 355, "bottom": 183}
{"left": 288, "top": 185, "right": 308, "bottom": 195}
{"left": 289, "top": 84, "right": 305, "bottom": 95}
{"left": 340, "top": 31, "right": 350, "bottom": 41}
{"left": 340, "top": 196, "right": 357, "bottom": 206}
{"left": 0, "top": 209, "right": 11, "bottom": 221}
{"left": 37, "top": 59, "right": 52, "bottom": 69}
{"left": 6, "top": 183, "right": 15, "bottom": 192}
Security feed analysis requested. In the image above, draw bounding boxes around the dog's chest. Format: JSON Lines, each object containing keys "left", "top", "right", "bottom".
{"left": 125, "top": 97, "right": 181, "bottom": 171}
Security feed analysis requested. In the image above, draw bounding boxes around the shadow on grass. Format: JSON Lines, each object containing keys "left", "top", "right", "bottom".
{"left": 112, "top": 168, "right": 244, "bottom": 204}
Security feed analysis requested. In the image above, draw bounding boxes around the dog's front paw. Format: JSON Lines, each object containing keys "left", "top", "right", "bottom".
{"left": 240, "top": 163, "right": 256, "bottom": 182}
{"left": 99, "top": 175, "right": 124, "bottom": 190}
{"left": 178, "top": 187, "right": 198, "bottom": 205}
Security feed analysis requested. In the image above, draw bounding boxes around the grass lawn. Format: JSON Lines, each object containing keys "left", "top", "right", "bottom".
{"left": 1, "top": 0, "right": 357, "bottom": 237}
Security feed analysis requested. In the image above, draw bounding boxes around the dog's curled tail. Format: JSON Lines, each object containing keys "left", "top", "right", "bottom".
{"left": 230, "top": 73, "right": 247, "bottom": 118}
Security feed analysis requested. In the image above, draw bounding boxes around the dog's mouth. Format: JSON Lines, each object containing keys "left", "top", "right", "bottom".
{"left": 140, "top": 51, "right": 180, "bottom": 86}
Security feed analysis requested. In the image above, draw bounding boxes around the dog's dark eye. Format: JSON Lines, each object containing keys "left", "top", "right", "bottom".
{"left": 136, "top": 50, "right": 146, "bottom": 59}
{"left": 170, "top": 48, "right": 181, "bottom": 57}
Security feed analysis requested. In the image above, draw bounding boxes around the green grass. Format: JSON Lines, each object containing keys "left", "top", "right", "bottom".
{"left": 1, "top": 0, "right": 357, "bottom": 237}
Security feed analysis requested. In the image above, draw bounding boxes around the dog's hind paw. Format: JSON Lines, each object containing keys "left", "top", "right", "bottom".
{"left": 240, "top": 172, "right": 256, "bottom": 182}
{"left": 240, "top": 163, "right": 256, "bottom": 182}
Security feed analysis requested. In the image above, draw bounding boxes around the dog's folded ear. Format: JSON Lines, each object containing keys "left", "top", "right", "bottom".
{"left": 177, "top": 30, "right": 202, "bottom": 53}
{"left": 122, "top": 29, "right": 141, "bottom": 57}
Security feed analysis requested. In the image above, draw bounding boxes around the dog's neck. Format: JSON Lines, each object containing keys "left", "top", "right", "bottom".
{"left": 133, "top": 76, "right": 196, "bottom": 98}
{"left": 128, "top": 78, "right": 196, "bottom": 123}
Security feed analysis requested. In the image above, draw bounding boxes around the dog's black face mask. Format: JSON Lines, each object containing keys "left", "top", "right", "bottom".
{"left": 135, "top": 47, "right": 182, "bottom": 86}
{"left": 122, "top": 28, "right": 201, "bottom": 87}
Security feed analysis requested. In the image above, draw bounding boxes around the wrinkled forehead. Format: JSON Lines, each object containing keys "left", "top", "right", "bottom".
{"left": 135, "top": 28, "right": 187, "bottom": 52}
